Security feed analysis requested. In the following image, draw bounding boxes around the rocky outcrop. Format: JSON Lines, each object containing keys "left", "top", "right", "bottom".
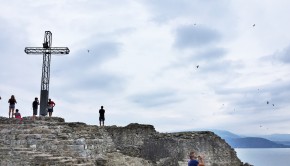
{"left": 0, "top": 117, "right": 245, "bottom": 166}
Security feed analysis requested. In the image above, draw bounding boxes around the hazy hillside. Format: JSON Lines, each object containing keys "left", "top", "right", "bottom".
{"left": 209, "top": 130, "right": 290, "bottom": 148}
{"left": 225, "top": 137, "right": 290, "bottom": 148}
{"left": 210, "top": 129, "right": 242, "bottom": 139}
{"left": 261, "top": 134, "right": 290, "bottom": 142}
{"left": 178, "top": 129, "right": 290, "bottom": 148}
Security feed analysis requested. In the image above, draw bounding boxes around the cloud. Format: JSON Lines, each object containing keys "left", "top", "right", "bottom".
{"left": 57, "top": 71, "right": 126, "bottom": 92}
{"left": 192, "top": 48, "right": 227, "bottom": 61}
{"left": 273, "top": 44, "right": 290, "bottom": 64}
{"left": 66, "top": 40, "right": 122, "bottom": 66}
{"left": 215, "top": 80, "right": 290, "bottom": 113}
{"left": 129, "top": 90, "right": 182, "bottom": 108}
{"left": 143, "top": 0, "right": 232, "bottom": 23}
{"left": 174, "top": 25, "right": 221, "bottom": 49}
{"left": 52, "top": 41, "right": 126, "bottom": 92}
{"left": 0, "top": 27, "right": 11, "bottom": 52}
{"left": 260, "top": 45, "right": 290, "bottom": 66}
{"left": 199, "top": 60, "right": 243, "bottom": 74}
{"left": 52, "top": 40, "right": 122, "bottom": 76}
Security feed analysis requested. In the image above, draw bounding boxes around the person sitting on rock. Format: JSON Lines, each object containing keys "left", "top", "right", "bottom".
{"left": 188, "top": 151, "right": 199, "bottom": 166}
{"left": 14, "top": 109, "right": 23, "bottom": 122}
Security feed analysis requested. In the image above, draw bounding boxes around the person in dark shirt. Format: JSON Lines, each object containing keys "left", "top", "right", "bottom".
{"left": 8, "top": 95, "right": 17, "bottom": 118}
{"left": 32, "top": 97, "right": 39, "bottom": 120}
{"left": 99, "top": 106, "right": 105, "bottom": 126}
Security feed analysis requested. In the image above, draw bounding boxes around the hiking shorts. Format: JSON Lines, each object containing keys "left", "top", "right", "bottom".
{"left": 33, "top": 108, "right": 38, "bottom": 115}
{"left": 9, "top": 104, "right": 15, "bottom": 109}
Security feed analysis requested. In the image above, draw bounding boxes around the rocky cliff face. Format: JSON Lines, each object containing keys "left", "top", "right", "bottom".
{"left": 0, "top": 117, "right": 244, "bottom": 166}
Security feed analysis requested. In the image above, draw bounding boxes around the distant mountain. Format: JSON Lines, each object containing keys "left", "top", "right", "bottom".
{"left": 225, "top": 137, "right": 290, "bottom": 148}
{"left": 275, "top": 141, "right": 290, "bottom": 146}
{"left": 209, "top": 129, "right": 242, "bottom": 139}
{"left": 260, "top": 134, "right": 290, "bottom": 142}
{"left": 207, "top": 130, "right": 290, "bottom": 148}
{"left": 176, "top": 129, "right": 290, "bottom": 148}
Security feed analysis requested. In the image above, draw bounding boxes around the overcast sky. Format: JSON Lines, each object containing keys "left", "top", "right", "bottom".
{"left": 1, "top": 0, "right": 290, "bottom": 135}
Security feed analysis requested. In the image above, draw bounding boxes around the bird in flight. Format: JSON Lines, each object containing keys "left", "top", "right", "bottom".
{"left": 87, "top": 50, "right": 90, "bottom": 53}
{"left": 196, "top": 65, "right": 199, "bottom": 68}
{"left": 267, "top": 101, "right": 269, "bottom": 104}
{"left": 253, "top": 24, "right": 255, "bottom": 27}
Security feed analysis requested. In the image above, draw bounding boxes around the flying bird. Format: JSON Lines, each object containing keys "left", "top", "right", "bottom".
{"left": 196, "top": 65, "right": 199, "bottom": 68}
{"left": 272, "top": 104, "right": 275, "bottom": 106}
{"left": 267, "top": 101, "right": 269, "bottom": 104}
{"left": 253, "top": 24, "right": 255, "bottom": 27}
{"left": 87, "top": 50, "right": 90, "bottom": 53}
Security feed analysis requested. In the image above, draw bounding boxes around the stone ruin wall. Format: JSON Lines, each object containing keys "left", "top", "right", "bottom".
{"left": 0, "top": 117, "right": 245, "bottom": 166}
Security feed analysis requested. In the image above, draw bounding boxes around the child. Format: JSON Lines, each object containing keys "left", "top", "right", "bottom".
{"left": 188, "top": 151, "right": 199, "bottom": 166}
{"left": 14, "top": 109, "right": 23, "bottom": 121}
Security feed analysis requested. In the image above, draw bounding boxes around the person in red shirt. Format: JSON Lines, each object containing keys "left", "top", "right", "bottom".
{"left": 47, "top": 99, "right": 55, "bottom": 117}
{"left": 14, "top": 109, "right": 23, "bottom": 123}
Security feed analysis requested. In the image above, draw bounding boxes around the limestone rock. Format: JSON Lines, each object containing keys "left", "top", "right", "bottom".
{"left": 0, "top": 116, "right": 249, "bottom": 166}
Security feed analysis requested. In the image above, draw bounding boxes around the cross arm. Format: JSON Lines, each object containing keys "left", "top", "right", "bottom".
{"left": 24, "top": 47, "right": 70, "bottom": 55}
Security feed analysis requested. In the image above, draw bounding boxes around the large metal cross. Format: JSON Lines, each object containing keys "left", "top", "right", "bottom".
{"left": 25, "top": 31, "right": 70, "bottom": 116}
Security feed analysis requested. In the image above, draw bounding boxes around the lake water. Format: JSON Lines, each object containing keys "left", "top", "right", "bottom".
{"left": 235, "top": 148, "right": 290, "bottom": 166}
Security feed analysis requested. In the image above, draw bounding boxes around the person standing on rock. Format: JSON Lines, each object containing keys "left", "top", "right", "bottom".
{"left": 188, "top": 151, "right": 199, "bottom": 166}
{"left": 32, "top": 97, "right": 39, "bottom": 120}
{"left": 99, "top": 106, "right": 105, "bottom": 126}
{"left": 47, "top": 98, "right": 55, "bottom": 117}
{"left": 8, "top": 95, "right": 17, "bottom": 118}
